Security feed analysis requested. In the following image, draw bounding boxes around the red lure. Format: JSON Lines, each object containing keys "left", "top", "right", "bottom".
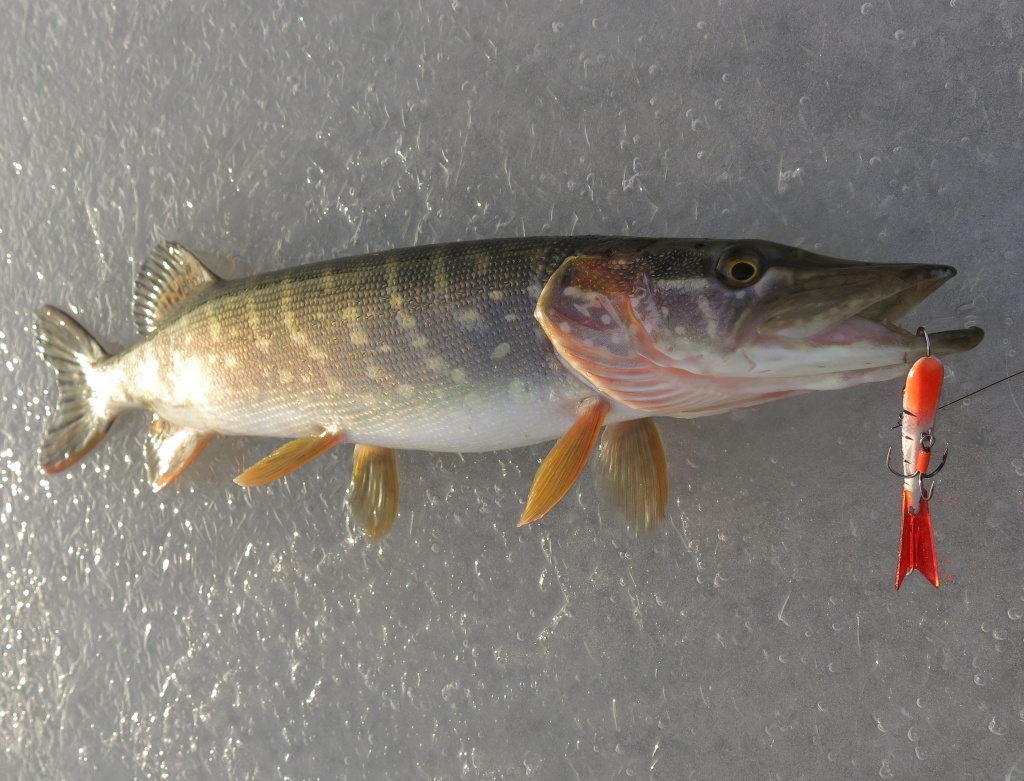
{"left": 888, "top": 333, "right": 947, "bottom": 590}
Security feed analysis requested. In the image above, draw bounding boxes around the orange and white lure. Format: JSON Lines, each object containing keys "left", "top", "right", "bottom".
{"left": 888, "top": 329, "right": 948, "bottom": 590}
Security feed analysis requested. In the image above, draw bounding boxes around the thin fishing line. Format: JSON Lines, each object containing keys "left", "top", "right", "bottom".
{"left": 936, "top": 367, "right": 1024, "bottom": 411}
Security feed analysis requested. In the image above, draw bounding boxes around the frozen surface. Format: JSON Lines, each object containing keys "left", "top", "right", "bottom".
{"left": 2, "top": 0, "right": 1023, "bottom": 778}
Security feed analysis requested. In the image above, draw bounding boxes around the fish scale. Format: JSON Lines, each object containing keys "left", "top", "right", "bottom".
{"left": 34, "top": 235, "right": 983, "bottom": 537}
{"left": 114, "top": 237, "right": 616, "bottom": 450}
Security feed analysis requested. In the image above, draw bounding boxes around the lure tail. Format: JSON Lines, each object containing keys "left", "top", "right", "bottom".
{"left": 34, "top": 305, "right": 115, "bottom": 473}
{"left": 895, "top": 490, "right": 940, "bottom": 590}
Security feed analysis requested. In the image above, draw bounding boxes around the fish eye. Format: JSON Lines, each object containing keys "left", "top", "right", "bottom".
{"left": 715, "top": 248, "right": 764, "bottom": 288}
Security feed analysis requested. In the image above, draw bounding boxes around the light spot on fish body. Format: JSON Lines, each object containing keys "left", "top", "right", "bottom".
{"left": 341, "top": 306, "right": 359, "bottom": 323}
{"left": 136, "top": 357, "right": 162, "bottom": 397}
{"left": 366, "top": 363, "right": 385, "bottom": 382}
{"left": 488, "top": 289, "right": 504, "bottom": 301}
{"left": 207, "top": 317, "right": 222, "bottom": 340}
{"left": 398, "top": 383, "right": 416, "bottom": 399}
{"left": 390, "top": 293, "right": 404, "bottom": 308}
{"left": 426, "top": 356, "right": 448, "bottom": 372}
{"left": 508, "top": 378, "right": 527, "bottom": 399}
{"left": 491, "top": 342, "right": 511, "bottom": 360}
{"left": 698, "top": 298, "right": 719, "bottom": 337}
{"left": 411, "top": 335, "right": 429, "bottom": 349}
{"left": 398, "top": 312, "right": 417, "bottom": 330}
{"left": 434, "top": 262, "right": 450, "bottom": 298}
{"left": 321, "top": 268, "right": 338, "bottom": 296}
{"left": 451, "top": 368, "right": 467, "bottom": 384}
{"left": 656, "top": 277, "right": 711, "bottom": 291}
{"left": 455, "top": 309, "right": 482, "bottom": 326}
{"left": 350, "top": 328, "right": 370, "bottom": 347}
{"left": 246, "top": 296, "right": 261, "bottom": 333}
{"left": 281, "top": 284, "right": 297, "bottom": 333}
{"left": 225, "top": 355, "right": 238, "bottom": 369}
{"left": 169, "top": 356, "right": 213, "bottom": 406}
{"left": 279, "top": 368, "right": 294, "bottom": 383}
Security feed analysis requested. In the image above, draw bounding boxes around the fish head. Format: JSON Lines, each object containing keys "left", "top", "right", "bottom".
{"left": 536, "top": 238, "right": 984, "bottom": 416}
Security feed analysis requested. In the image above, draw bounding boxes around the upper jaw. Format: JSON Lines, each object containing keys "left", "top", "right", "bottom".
{"left": 758, "top": 263, "right": 956, "bottom": 341}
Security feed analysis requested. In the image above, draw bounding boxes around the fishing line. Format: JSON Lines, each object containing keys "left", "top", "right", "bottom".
{"left": 888, "top": 365, "right": 1024, "bottom": 429}
{"left": 936, "top": 367, "right": 1024, "bottom": 411}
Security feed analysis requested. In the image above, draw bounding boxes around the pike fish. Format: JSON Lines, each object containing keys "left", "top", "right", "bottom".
{"left": 35, "top": 237, "right": 984, "bottom": 539}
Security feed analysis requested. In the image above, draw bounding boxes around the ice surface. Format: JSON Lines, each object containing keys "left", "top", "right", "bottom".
{"left": 2, "top": 0, "right": 1023, "bottom": 778}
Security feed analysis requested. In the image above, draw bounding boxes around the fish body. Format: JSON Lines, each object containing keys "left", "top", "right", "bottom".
{"left": 90, "top": 237, "right": 616, "bottom": 453}
{"left": 894, "top": 353, "right": 945, "bottom": 589}
{"left": 35, "top": 236, "right": 984, "bottom": 537}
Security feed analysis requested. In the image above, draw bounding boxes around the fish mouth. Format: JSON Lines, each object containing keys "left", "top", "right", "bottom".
{"left": 748, "top": 260, "right": 984, "bottom": 376}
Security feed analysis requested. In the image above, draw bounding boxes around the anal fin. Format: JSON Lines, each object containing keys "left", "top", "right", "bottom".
{"left": 349, "top": 445, "right": 399, "bottom": 542}
{"left": 234, "top": 432, "right": 343, "bottom": 487}
{"left": 598, "top": 417, "right": 668, "bottom": 533}
{"left": 146, "top": 416, "right": 213, "bottom": 491}
{"left": 519, "top": 397, "right": 609, "bottom": 526}
{"left": 895, "top": 491, "right": 940, "bottom": 590}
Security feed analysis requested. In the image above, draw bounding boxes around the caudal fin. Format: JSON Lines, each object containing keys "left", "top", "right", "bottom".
{"left": 895, "top": 490, "right": 940, "bottom": 590}
{"left": 34, "top": 305, "right": 115, "bottom": 473}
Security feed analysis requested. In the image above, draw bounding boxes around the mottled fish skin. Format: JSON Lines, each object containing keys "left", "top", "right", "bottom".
{"left": 99, "top": 237, "right": 645, "bottom": 452}
{"left": 34, "top": 235, "right": 984, "bottom": 532}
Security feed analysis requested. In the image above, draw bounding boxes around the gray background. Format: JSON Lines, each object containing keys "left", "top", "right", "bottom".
{"left": 2, "top": 0, "right": 1023, "bottom": 778}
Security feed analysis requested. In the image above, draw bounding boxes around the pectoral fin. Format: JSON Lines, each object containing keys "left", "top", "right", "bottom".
{"left": 146, "top": 415, "right": 213, "bottom": 491}
{"left": 349, "top": 445, "right": 399, "bottom": 541}
{"left": 234, "top": 432, "right": 343, "bottom": 487}
{"left": 519, "top": 397, "right": 610, "bottom": 526}
{"left": 598, "top": 417, "right": 668, "bottom": 533}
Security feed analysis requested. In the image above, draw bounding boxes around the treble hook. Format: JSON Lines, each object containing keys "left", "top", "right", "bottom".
{"left": 922, "top": 445, "right": 949, "bottom": 478}
{"left": 921, "top": 474, "right": 936, "bottom": 501}
{"left": 885, "top": 447, "right": 916, "bottom": 478}
{"left": 885, "top": 445, "right": 948, "bottom": 481}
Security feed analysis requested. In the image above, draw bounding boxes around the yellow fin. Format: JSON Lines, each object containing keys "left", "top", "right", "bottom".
{"left": 349, "top": 445, "right": 399, "bottom": 542}
{"left": 598, "top": 418, "right": 668, "bottom": 533}
{"left": 234, "top": 432, "right": 342, "bottom": 487}
{"left": 519, "top": 397, "right": 609, "bottom": 526}
{"left": 145, "top": 415, "right": 213, "bottom": 491}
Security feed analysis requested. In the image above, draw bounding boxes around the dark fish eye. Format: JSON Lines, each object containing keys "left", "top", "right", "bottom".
{"left": 715, "top": 248, "right": 764, "bottom": 288}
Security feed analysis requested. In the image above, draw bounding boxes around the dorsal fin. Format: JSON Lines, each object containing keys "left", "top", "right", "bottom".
{"left": 133, "top": 242, "right": 220, "bottom": 334}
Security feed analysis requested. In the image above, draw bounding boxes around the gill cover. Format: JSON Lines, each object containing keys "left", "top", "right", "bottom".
{"left": 534, "top": 239, "right": 752, "bottom": 414}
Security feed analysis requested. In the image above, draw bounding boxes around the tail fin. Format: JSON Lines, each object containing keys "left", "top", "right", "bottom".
{"left": 34, "top": 305, "right": 115, "bottom": 473}
{"left": 895, "top": 490, "right": 940, "bottom": 590}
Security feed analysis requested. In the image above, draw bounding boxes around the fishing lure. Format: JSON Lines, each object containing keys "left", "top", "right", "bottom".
{"left": 888, "top": 329, "right": 948, "bottom": 589}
